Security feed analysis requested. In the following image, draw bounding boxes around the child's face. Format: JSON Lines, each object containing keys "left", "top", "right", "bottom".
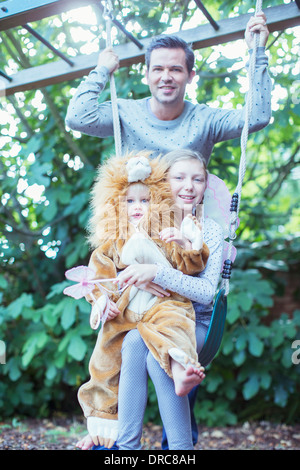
{"left": 126, "top": 184, "right": 150, "bottom": 225}
{"left": 168, "top": 158, "right": 207, "bottom": 211}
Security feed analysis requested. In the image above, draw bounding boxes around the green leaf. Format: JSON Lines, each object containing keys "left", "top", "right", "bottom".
{"left": 221, "top": 334, "right": 234, "bottom": 355}
{"left": 54, "top": 350, "right": 67, "bottom": 369}
{"left": 240, "top": 294, "right": 253, "bottom": 312}
{"left": 16, "top": 383, "right": 34, "bottom": 405}
{"left": 42, "top": 304, "right": 58, "bottom": 328}
{"left": 0, "top": 275, "right": 8, "bottom": 290}
{"left": 46, "top": 281, "right": 71, "bottom": 300}
{"left": 281, "top": 346, "right": 293, "bottom": 368}
{"left": 65, "top": 240, "right": 89, "bottom": 267}
{"left": 206, "top": 372, "right": 223, "bottom": 393}
{"left": 61, "top": 298, "right": 77, "bottom": 330}
{"left": 22, "top": 331, "right": 48, "bottom": 367}
{"left": 270, "top": 326, "right": 284, "bottom": 348}
{"left": 260, "top": 371, "right": 271, "bottom": 390}
{"left": 285, "top": 322, "right": 297, "bottom": 339}
{"left": 43, "top": 200, "right": 58, "bottom": 221}
{"left": 233, "top": 349, "right": 246, "bottom": 366}
{"left": 63, "top": 192, "right": 89, "bottom": 216}
{"left": 0, "top": 1, "right": 299, "bottom": 423}
{"left": 227, "top": 303, "right": 240, "bottom": 324}
{"left": 46, "top": 364, "right": 57, "bottom": 381}
{"left": 57, "top": 331, "right": 73, "bottom": 353}
{"left": 235, "top": 330, "right": 247, "bottom": 351}
{"left": 6, "top": 294, "right": 33, "bottom": 319}
{"left": 27, "top": 162, "right": 52, "bottom": 187}
{"left": 274, "top": 385, "right": 288, "bottom": 407}
{"left": 68, "top": 335, "right": 87, "bottom": 361}
{"left": 78, "top": 298, "right": 92, "bottom": 315}
{"left": 243, "top": 375, "right": 259, "bottom": 400}
{"left": 248, "top": 331, "right": 264, "bottom": 357}
{"left": 23, "top": 135, "right": 41, "bottom": 156}
{"left": 7, "top": 358, "right": 21, "bottom": 382}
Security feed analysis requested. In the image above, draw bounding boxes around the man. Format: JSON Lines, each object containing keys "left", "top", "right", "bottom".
{"left": 65, "top": 14, "right": 271, "bottom": 164}
{"left": 66, "top": 13, "right": 271, "bottom": 450}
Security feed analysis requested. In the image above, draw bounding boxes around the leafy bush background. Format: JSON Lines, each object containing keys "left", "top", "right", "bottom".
{"left": 0, "top": 0, "right": 299, "bottom": 426}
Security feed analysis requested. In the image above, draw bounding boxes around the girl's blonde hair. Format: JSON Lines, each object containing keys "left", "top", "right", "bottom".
{"left": 163, "top": 149, "right": 208, "bottom": 182}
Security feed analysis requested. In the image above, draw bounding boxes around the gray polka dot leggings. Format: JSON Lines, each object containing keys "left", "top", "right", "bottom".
{"left": 117, "top": 318, "right": 209, "bottom": 450}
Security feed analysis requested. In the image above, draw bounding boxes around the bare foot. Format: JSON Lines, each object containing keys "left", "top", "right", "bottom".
{"left": 168, "top": 348, "right": 205, "bottom": 397}
{"left": 76, "top": 434, "right": 94, "bottom": 450}
{"left": 172, "top": 361, "right": 205, "bottom": 397}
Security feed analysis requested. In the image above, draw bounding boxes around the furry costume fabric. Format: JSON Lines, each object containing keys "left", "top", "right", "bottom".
{"left": 78, "top": 152, "right": 209, "bottom": 440}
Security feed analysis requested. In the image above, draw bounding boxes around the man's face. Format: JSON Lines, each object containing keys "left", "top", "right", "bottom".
{"left": 146, "top": 48, "right": 195, "bottom": 107}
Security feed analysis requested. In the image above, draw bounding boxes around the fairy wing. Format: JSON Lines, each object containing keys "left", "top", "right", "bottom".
{"left": 64, "top": 265, "right": 118, "bottom": 300}
{"left": 204, "top": 174, "right": 239, "bottom": 238}
{"left": 222, "top": 241, "right": 237, "bottom": 270}
{"left": 65, "top": 265, "right": 96, "bottom": 282}
{"left": 64, "top": 266, "right": 96, "bottom": 299}
{"left": 63, "top": 282, "right": 94, "bottom": 299}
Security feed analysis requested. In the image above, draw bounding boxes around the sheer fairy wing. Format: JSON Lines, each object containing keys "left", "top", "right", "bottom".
{"left": 222, "top": 241, "right": 237, "bottom": 271}
{"left": 204, "top": 174, "right": 239, "bottom": 238}
{"left": 64, "top": 266, "right": 119, "bottom": 301}
{"left": 63, "top": 282, "right": 94, "bottom": 299}
{"left": 65, "top": 265, "right": 96, "bottom": 282}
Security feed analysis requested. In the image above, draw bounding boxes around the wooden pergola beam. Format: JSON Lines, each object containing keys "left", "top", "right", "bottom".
{"left": 1, "top": 2, "right": 300, "bottom": 96}
{"left": 0, "top": 0, "right": 99, "bottom": 31}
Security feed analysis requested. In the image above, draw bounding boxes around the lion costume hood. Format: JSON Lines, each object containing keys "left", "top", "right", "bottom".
{"left": 87, "top": 151, "right": 174, "bottom": 248}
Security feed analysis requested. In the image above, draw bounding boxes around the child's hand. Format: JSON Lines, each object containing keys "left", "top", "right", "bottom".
{"left": 180, "top": 214, "right": 203, "bottom": 251}
{"left": 116, "top": 265, "right": 169, "bottom": 297}
{"left": 106, "top": 300, "right": 121, "bottom": 321}
{"left": 160, "top": 227, "right": 192, "bottom": 250}
{"left": 90, "top": 297, "right": 120, "bottom": 329}
{"left": 117, "top": 264, "right": 157, "bottom": 287}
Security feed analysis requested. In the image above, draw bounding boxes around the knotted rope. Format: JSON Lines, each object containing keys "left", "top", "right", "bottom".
{"left": 221, "top": 0, "right": 263, "bottom": 295}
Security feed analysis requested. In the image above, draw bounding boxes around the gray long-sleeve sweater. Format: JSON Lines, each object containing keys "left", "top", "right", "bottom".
{"left": 65, "top": 47, "right": 271, "bottom": 163}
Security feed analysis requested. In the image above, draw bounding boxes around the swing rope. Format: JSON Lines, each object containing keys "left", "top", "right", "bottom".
{"left": 104, "top": 0, "right": 122, "bottom": 157}
{"left": 221, "top": 0, "right": 263, "bottom": 296}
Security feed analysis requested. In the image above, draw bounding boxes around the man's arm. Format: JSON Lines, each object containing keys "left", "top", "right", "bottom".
{"left": 65, "top": 47, "right": 119, "bottom": 136}
{"left": 209, "top": 12, "right": 272, "bottom": 143}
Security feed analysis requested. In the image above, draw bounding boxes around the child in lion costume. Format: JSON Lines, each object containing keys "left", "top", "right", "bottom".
{"left": 76, "top": 151, "right": 209, "bottom": 446}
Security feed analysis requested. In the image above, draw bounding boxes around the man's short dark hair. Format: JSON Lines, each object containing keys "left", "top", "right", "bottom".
{"left": 145, "top": 35, "right": 195, "bottom": 74}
